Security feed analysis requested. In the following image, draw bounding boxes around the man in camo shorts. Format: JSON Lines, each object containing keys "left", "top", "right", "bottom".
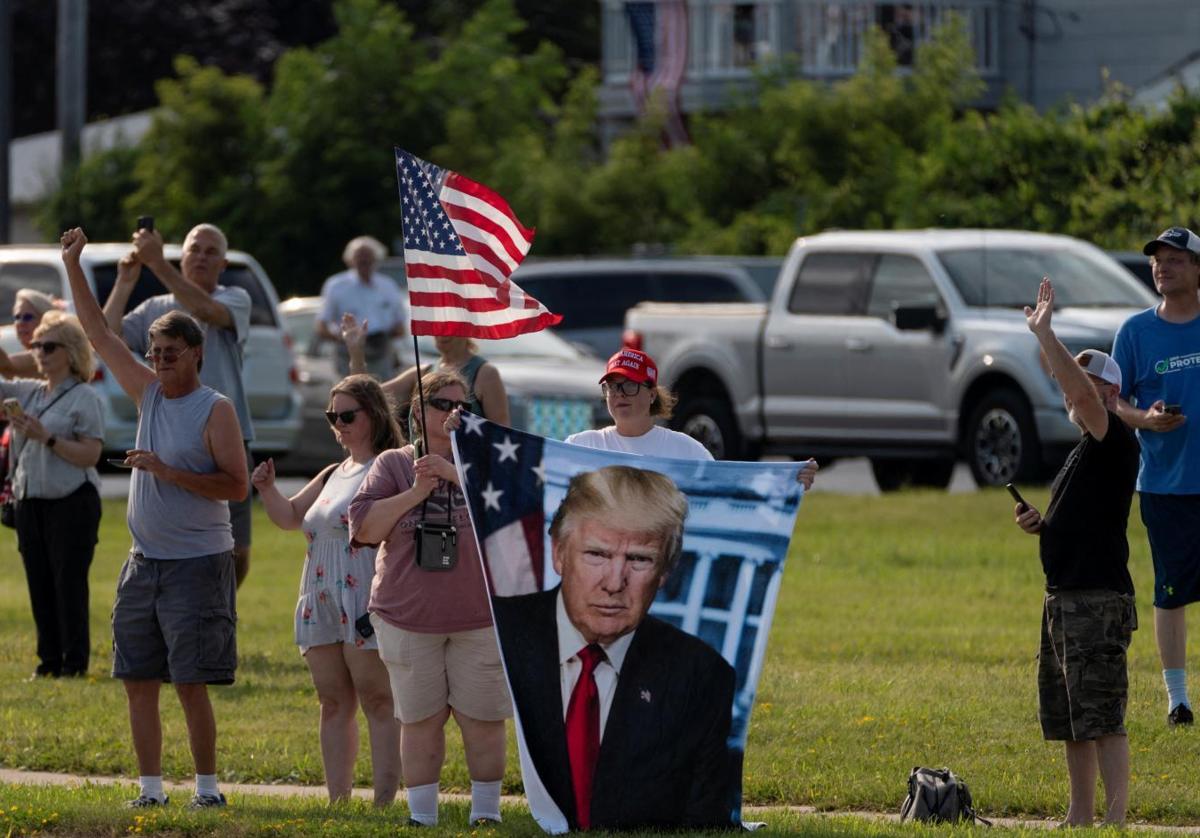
{"left": 1014, "top": 278, "right": 1139, "bottom": 828}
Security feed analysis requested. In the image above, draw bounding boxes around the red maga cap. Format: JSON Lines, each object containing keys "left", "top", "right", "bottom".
{"left": 601, "top": 348, "right": 658, "bottom": 386}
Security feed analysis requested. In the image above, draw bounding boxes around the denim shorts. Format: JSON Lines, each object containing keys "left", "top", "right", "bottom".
{"left": 1038, "top": 589, "right": 1136, "bottom": 741}
{"left": 111, "top": 551, "right": 238, "bottom": 684}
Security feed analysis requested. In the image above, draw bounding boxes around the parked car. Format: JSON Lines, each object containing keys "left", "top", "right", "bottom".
{"left": 277, "top": 296, "right": 610, "bottom": 473}
{"left": 0, "top": 243, "right": 303, "bottom": 458}
{"left": 1108, "top": 250, "right": 1155, "bottom": 292}
{"left": 624, "top": 230, "right": 1158, "bottom": 489}
{"left": 377, "top": 256, "right": 779, "bottom": 358}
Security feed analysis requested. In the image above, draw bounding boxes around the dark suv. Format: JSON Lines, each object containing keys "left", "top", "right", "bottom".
{"left": 378, "top": 256, "right": 778, "bottom": 358}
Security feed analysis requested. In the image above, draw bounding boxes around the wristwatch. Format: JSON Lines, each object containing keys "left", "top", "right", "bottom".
{"left": 45, "top": 435, "right": 57, "bottom": 449}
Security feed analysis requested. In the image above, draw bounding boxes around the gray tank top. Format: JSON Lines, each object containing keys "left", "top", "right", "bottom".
{"left": 127, "top": 381, "right": 235, "bottom": 559}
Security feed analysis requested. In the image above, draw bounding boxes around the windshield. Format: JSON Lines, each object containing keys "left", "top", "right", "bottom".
{"left": 936, "top": 248, "right": 1152, "bottom": 308}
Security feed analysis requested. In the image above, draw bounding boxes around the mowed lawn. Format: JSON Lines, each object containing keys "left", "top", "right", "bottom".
{"left": 2, "top": 489, "right": 1200, "bottom": 827}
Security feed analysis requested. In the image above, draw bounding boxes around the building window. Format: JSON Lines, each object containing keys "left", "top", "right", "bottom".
{"left": 709, "top": 2, "right": 780, "bottom": 72}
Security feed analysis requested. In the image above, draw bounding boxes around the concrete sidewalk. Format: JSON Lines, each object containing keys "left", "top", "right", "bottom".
{"left": 6, "top": 767, "right": 1200, "bottom": 832}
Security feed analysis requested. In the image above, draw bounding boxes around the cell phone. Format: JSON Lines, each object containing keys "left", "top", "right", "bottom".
{"left": 1005, "top": 482, "right": 1028, "bottom": 512}
{"left": 136, "top": 215, "right": 154, "bottom": 232}
{"left": 354, "top": 613, "right": 375, "bottom": 640}
{"left": 106, "top": 457, "right": 134, "bottom": 469}
{"left": 1164, "top": 404, "right": 1182, "bottom": 415}
{"left": 2, "top": 398, "right": 22, "bottom": 419}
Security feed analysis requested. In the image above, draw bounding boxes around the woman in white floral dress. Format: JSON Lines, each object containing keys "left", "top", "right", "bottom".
{"left": 253, "top": 374, "right": 402, "bottom": 805}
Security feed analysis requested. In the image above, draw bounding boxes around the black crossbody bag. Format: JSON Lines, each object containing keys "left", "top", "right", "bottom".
{"left": 412, "top": 441, "right": 457, "bottom": 571}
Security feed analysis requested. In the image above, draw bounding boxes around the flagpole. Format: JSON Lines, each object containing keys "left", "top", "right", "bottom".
{"left": 412, "top": 334, "right": 430, "bottom": 456}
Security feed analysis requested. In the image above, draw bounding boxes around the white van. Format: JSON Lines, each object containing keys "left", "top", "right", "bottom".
{"left": 0, "top": 243, "right": 303, "bottom": 458}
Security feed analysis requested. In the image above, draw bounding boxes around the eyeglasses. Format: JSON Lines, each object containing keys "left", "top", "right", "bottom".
{"left": 428, "top": 397, "right": 471, "bottom": 413}
{"left": 325, "top": 408, "right": 364, "bottom": 426}
{"left": 144, "top": 346, "right": 193, "bottom": 364}
{"left": 601, "top": 379, "right": 644, "bottom": 397}
{"left": 12, "top": 313, "right": 37, "bottom": 324}
{"left": 29, "top": 341, "right": 61, "bottom": 354}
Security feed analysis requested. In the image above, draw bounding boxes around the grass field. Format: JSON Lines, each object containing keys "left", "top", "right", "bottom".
{"left": 2, "top": 488, "right": 1200, "bottom": 833}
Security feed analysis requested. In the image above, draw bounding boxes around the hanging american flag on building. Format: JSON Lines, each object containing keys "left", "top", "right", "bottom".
{"left": 395, "top": 148, "right": 562, "bottom": 338}
{"left": 625, "top": 0, "right": 690, "bottom": 146}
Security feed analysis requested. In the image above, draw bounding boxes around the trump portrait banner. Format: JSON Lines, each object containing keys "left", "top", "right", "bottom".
{"left": 451, "top": 416, "right": 805, "bottom": 833}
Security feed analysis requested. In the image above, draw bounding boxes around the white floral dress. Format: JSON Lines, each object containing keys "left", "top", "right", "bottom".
{"left": 295, "top": 458, "right": 378, "bottom": 652}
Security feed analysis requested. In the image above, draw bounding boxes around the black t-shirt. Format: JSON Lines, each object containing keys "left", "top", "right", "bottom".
{"left": 1039, "top": 410, "right": 1139, "bottom": 594}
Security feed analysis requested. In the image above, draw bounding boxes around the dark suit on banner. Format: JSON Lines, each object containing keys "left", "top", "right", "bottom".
{"left": 493, "top": 587, "right": 738, "bottom": 831}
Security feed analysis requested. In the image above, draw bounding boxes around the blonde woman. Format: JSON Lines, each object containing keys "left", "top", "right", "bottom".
{"left": 0, "top": 312, "right": 103, "bottom": 677}
{"left": 253, "top": 374, "right": 402, "bottom": 805}
{"left": 0, "top": 289, "right": 61, "bottom": 378}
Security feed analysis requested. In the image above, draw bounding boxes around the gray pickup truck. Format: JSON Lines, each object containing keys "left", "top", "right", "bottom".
{"left": 624, "top": 230, "right": 1157, "bottom": 489}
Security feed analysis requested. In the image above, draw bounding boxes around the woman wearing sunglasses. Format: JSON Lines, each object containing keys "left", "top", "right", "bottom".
{"left": 251, "top": 374, "right": 402, "bottom": 806}
{"left": 349, "top": 370, "right": 511, "bottom": 828}
{"left": 566, "top": 347, "right": 819, "bottom": 489}
{"left": 0, "top": 289, "right": 61, "bottom": 379}
{"left": 0, "top": 311, "right": 104, "bottom": 678}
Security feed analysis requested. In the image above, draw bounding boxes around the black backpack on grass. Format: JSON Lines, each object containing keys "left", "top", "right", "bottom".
{"left": 900, "top": 766, "right": 991, "bottom": 825}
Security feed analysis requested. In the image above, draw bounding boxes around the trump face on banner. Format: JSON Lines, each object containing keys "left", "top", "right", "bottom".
{"left": 491, "top": 466, "right": 739, "bottom": 833}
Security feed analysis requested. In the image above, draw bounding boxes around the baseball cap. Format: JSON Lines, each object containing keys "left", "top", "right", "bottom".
{"left": 1077, "top": 349, "right": 1122, "bottom": 389}
{"left": 601, "top": 348, "right": 658, "bottom": 386}
{"left": 1142, "top": 226, "right": 1200, "bottom": 256}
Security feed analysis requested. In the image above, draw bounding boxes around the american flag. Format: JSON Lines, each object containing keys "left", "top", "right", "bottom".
{"left": 625, "top": 0, "right": 690, "bottom": 146}
{"left": 395, "top": 148, "right": 562, "bottom": 338}
{"left": 453, "top": 412, "right": 547, "bottom": 597}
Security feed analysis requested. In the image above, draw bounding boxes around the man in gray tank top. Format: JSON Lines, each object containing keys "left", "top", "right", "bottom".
{"left": 62, "top": 227, "right": 249, "bottom": 810}
{"left": 102, "top": 222, "right": 256, "bottom": 589}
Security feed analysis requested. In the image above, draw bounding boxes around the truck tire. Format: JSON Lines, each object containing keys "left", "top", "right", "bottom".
{"left": 964, "top": 388, "right": 1040, "bottom": 488}
{"left": 673, "top": 395, "right": 742, "bottom": 460}
{"left": 870, "top": 459, "right": 910, "bottom": 492}
{"left": 870, "top": 458, "right": 955, "bottom": 492}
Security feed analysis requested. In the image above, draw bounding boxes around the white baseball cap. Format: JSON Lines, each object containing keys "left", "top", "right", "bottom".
{"left": 1077, "top": 349, "right": 1121, "bottom": 389}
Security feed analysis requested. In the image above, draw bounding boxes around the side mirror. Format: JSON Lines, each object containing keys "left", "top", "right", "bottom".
{"left": 893, "top": 303, "right": 947, "bottom": 334}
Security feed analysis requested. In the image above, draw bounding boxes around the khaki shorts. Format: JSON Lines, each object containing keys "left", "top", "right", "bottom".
{"left": 371, "top": 618, "right": 512, "bottom": 724}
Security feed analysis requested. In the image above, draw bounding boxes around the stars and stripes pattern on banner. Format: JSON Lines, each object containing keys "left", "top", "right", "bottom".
{"left": 625, "top": 0, "right": 690, "bottom": 146}
{"left": 453, "top": 412, "right": 547, "bottom": 597}
{"left": 395, "top": 148, "right": 562, "bottom": 338}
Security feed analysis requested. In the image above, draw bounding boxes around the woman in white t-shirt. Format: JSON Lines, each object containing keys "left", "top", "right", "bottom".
{"left": 565, "top": 347, "right": 818, "bottom": 488}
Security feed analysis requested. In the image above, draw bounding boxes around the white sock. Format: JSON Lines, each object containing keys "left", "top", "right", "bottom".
{"left": 469, "top": 779, "right": 502, "bottom": 823}
{"left": 138, "top": 776, "right": 165, "bottom": 802}
{"left": 407, "top": 781, "right": 439, "bottom": 826}
{"left": 1164, "top": 668, "right": 1190, "bottom": 710}
{"left": 195, "top": 773, "right": 220, "bottom": 798}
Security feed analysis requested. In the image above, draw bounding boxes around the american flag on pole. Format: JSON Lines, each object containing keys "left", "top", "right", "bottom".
{"left": 454, "top": 412, "right": 547, "bottom": 597}
{"left": 395, "top": 148, "right": 562, "bottom": 338}
{"left": 625, "top": 0, "right": 690, "bottom": 146}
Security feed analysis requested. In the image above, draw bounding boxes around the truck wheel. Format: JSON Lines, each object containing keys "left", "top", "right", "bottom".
{"left": 673, "top": 396, "right": 741, "bottom": 460}
{"left": 910, "top": 458, "right": 955, "bottom": 489}
{"left": 965, "top": 388, "right": 1039, "bottom": 488}
{"left": 870, "top": 459, "right": 910, "bottom": 492}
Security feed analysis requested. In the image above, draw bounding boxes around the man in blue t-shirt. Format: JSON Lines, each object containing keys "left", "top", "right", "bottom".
{"left": 103, "top": 223, "right": 256, "bottom": 588}
{"left": 1113, "top": 225, "right": 1200, "bottom": 727}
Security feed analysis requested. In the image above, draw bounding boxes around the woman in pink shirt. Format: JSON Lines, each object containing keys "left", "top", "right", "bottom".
{"left": 349, "top": 370, "right": 511, "bottom": 828}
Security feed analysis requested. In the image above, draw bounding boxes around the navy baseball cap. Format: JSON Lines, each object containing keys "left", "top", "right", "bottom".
{"left": 1143, "top": 226, "right": 1200, "bottom": 256}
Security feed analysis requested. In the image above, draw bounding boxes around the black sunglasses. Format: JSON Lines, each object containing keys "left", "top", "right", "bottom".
{"left": 325, "top": 407, "right": 364, "bottom": 426}
{"left": 30, "top": 340, "right": 62, "bottom": 354}
{"left": 428, "top": 397, "right": 471, "bottom": 413}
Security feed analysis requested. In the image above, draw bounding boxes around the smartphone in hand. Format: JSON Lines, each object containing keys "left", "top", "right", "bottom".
{"left": 2, "top": 398, "right": 22, "bottom": 419}
{"left": 136, "top": 215, "right": 154, "bottom": 232}
{"left": 1005, "top": 482, "right": 1029, "bottom": 513}
{"left": 1164, "top": 404, "right": 1183, "bottom": 416}
{"left": 107, "top": 457, "right": 134, "bottom": 469}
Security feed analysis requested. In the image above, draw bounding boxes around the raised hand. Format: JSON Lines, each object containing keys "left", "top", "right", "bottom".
{"left": 117, "top": 251, "right": 141, "bottom": 286}
{"left": 341, "top": 313, "right": 367, "bottom": 354}
{"left": 251, "top": 457, "right": 277, "bottom": 490}
{"left": 1024, "top": 276, "right": 1054, "bottom": 337}
{"left": 60, "top": 228, "right": 88, "bottom": 263}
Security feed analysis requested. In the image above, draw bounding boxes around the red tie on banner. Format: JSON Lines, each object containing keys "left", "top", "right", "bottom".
{"left": 565, "top": 644, "right": 604, "bottom": 830}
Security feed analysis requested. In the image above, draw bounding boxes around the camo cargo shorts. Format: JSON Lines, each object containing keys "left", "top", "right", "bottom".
{"left": 1038, "top": 589, "right": 1136, "bottom": 742}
